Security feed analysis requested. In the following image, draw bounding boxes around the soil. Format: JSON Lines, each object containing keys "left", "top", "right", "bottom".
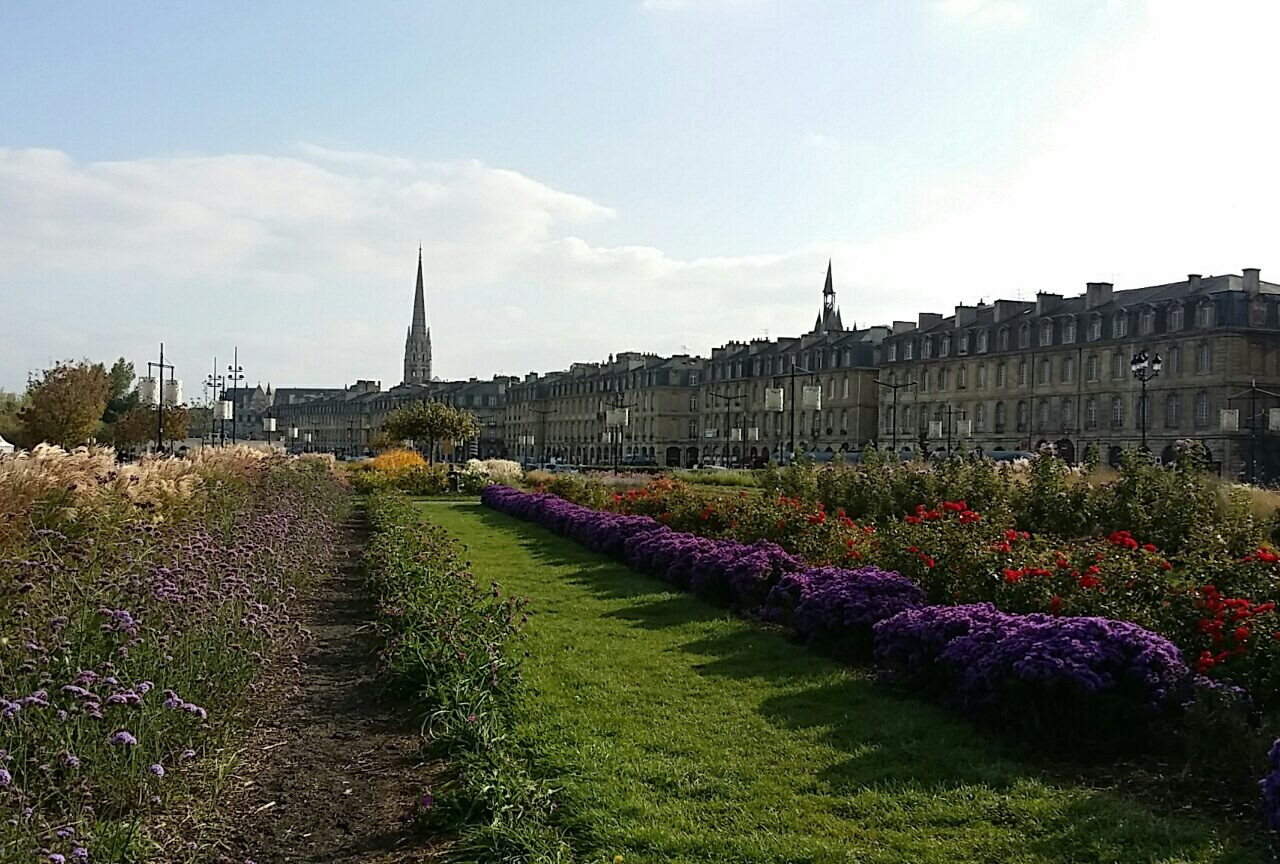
{"left": 206, "top": 519, "right": 445, "bottom": 863}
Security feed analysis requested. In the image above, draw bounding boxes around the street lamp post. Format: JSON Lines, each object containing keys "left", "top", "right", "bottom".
{"left": 530, "top": 406, "right": 555, "bottom": 467}
{"left": 705, "top": 389, "right": 740, "bottom": 468}
{"left": 1130, "top": 350, "right": 1162, "bottom": 452}
{"left": 227, "top": 347, "right": 244, "bottom": 445}
{"left": 146, "top": 343, "right": 176, "bottom": 454}
{"left": 1227, "top": 379, "right": 1280, "bottom": 484}
{"left": 874, "top": 373, "right": 918, "bottom": 456}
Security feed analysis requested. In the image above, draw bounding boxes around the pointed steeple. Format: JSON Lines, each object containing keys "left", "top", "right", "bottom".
{"left": 814, "top": 259, "right": 844, "bottom": 334}
{"left": 823, "top": 259, "right": 834, "bottom": 295}
{"left": 411, "top": 245, "right": 427, "bottom": 335}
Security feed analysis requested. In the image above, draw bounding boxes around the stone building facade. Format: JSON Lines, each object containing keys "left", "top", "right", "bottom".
{"left": 505, "top": 352, "right": 704, "bottom": 467}
{"left": 876, "top": 268, "right": 1280, "bottom": 476}
{"left": 504, "top": 264, "right": 882, "bottom": 468}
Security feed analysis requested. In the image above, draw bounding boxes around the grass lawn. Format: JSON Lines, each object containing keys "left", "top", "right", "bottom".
{"left": 418, "top": 500, "right": 1268, "bottom": 864}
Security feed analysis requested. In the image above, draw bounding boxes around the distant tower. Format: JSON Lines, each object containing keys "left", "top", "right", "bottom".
{"left": 403, "top": 247, "right": 433, "bottom": 385}
{"left": 813, "top": 259, "right": 844, "bottom": 333}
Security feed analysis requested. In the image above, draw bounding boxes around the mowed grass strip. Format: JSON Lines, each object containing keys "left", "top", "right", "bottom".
{"left": 419, "top": 500, "right": 1266, "bottom": 864}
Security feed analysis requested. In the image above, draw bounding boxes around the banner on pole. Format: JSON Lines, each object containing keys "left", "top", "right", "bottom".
{"left": 801, "top": 385, "right": 822, "bottom": 411}
{"left": 764, "top": 387, "right": 784, "bottom": 412}
{"left": 1220, "top": 409, "right": 1240, "bottom": 431}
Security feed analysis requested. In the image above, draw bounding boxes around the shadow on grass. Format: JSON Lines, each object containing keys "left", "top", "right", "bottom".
{"left": 430, "top": 503, "right": 1270, "bottom": 863}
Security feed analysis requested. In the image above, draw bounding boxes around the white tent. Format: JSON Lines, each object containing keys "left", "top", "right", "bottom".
{"left": 0, "top": 435, "right": 15, "bottom": 455}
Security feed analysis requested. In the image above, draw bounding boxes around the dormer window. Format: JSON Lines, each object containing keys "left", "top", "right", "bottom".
{"left": 1018, "top": 323, "right": 1030, "bottom": 349}
{"left": 941, "top": 335, "right": 951, "bottom": 356}
{"left": 1196, "top": 302, "right": 1216, "bottom": 328}
{"left": 1114, "top": 312, "right": 1128, "bottom": 338}
{"left": 888, "top": 343, "right": 898, "bottom": 362}
{"left": 1088, "top": 316, "right": 1102, "bottom": 341}
{"left": 1140, "top": 308, "right": 1156, "bottom": 335}
{"left": 1062, "top": 318, "right": 1076, "bottom": 343}
{"left": 1039, "top": 321, "right": 1053, "bottom": 346}
{"left": 1169, "top": 304, "right": 1184, "bottom": 330}
{"left": 977, "top": 330, "right": 989, "bottom": 352}
{"left": 997, "top": 328, "right": 1009, "bottom": 351}
{"left": 921, "top": 339, "right": 932, "bottom": 359}
{"left": 904, "top": 341, "right": 914, "bottom": 360}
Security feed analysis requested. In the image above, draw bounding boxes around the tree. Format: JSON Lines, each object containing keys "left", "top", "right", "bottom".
{"left": 113, "top": 406, "right": 190, "bottom": 450}
{"left": 102, "top": 357, "right": 140, "bottom": 425}
{"left": 382, "top": 401, "right": 480, "bottom": 464}
{"left": 19, "top": 361, "right": 111, "bottom": 448}
{"left": 0, "top": 390, "right": 26, "bottom": 448}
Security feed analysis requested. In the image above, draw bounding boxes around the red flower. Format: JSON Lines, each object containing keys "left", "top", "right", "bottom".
{"left": 1234, "top": 627, "right": 1250, "bottom": 641}
{"left": 1141, "top": 543, "right": 1157, "bottom": 553}
{"left": 1194, "top": 650, "right": 1215, "bottom": 673}
{"left": 1003, "top": 568, "right": 1024, "bottom": 583}
{"left": 1050, "top": 595, "right": 1062, "bottom": 614}
{"left": 1078, "top": 574, "right": 1102, "bottom": 589}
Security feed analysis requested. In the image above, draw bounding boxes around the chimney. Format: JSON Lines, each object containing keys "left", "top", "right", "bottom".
{"left": 891, "top": 320, "right": 917, "bottom": 334}
{"left": 1035, "top": 292, "right": 1063, "bottom": 316}
{"left": 954, "top": 305, "right": 978, "bottom": 328}
{"left": 1085, "top": 282, "right": 1113, "bottom": 310}
{"left": 1244, "top": 267, "right": 1261, "bottom": 294}
{"left": 918, "top": 312, "right": 943, "bottom": 330}
{"left": 992, "top": 299, "right": 1026, "bottom": 322}
{"left": 1187, "top": 274, "right": 1202, "bottom": 292}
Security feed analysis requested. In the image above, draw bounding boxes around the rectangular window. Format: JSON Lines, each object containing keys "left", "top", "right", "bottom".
{"left": 1017, "top": 361, "right": 1027, "bottom": 386}
{"left": 1112, "top": 353, "right": 1124, "bottom": 380}
{"left": 1197, "top": 342, "right": 1212, "bottom": 372}
{"left": 977, "top": 364, "right": 987, "bottom": 389}
{"left": 1037, "top": 360, "right": 1050, "bottom": 385}
{"left": 1087, "top": 355, "right": 1099, "bottom": 381}
{"left": 996, "top": 364, "right": 1006, "bottom": 387}
{"left": 904, "top": 342, "right": 914, "bottom": 360}
{"left": 1088, "top": 318, "right": 1101, "bottom": 341}
{"left": 1114, "top": 315, "right": 1128, "bottom": 338}
{"left": 1063, "top": 319, "right": 1076, "bottom": 343}
{"left": 957, "top": 366, "right": 967, "bottom": 389}
{"left": 1062, "top": 356, "right": 1074, "bottom": 383}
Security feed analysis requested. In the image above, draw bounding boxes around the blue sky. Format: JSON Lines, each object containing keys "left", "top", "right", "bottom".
{"left": 1, "top": 1, "right": 1275, "bottom": 392}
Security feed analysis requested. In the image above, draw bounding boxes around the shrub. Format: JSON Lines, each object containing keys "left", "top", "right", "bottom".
{"left": 370, "top": 448, "right": 427, "bottom": 473}
{"left": 1262, "top": 738, "right": 1280, "bottom": 830}
{"left": 873, "top": 604, "right": 1193, "bottom": 747}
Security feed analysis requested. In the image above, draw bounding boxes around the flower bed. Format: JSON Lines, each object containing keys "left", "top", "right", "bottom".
{"left": 482, "top": 484, "right": 1194, "bottom": 748}
{"left": 0, "top": 446, "right": 347, "bottom": 860}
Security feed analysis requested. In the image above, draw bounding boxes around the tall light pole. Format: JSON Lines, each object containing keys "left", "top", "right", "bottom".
{"left": 705, "top": 389, "right": 740, "bottom": 467}
{"left": 227, "top": 347, "right": 244, "bottom": 445}
{"left": 1130, "top": 350, "right": 1162, "bottom": 452}
{"left": 530, "top": 406, "right": 555, "bottom": 466}
{"left": 146, "top": 343, "right": 176, "bottom": 454}
{"left": 874, "top": 373, "right": 917, "bottom": 456}
{"left": 1227, "top": 379, "right": 1280, "bottom": 484}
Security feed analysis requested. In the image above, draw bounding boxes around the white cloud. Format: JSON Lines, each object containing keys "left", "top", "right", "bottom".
{"left": 0, "top": 145, "right": 828, "bottom": 391}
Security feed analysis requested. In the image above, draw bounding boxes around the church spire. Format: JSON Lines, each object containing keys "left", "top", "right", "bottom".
{"left": 411, "top": 245, "right": 427, "bottom": 335}
{"left": 403, "top": 247, "right": 433, "bottom": 386}
{"left": 814, "top": 259, "right": 844, "bottom": 333}
{"left": 823, "top": 259, "right": 834, "bottom": 296}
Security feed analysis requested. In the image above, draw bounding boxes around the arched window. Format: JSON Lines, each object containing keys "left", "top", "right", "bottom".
{"left": 1062, "top": 318, "right": 1076, "bottom": 343}
{"left": 1088, "top": 315, "right": 1102, "bottom": 341}
{"left": 976, "top": 330, "right": 988, "bottom": 352}
{"left": 842, "top": 376, "right": 850, "bottom": 399}
{"left": 975, "top": 403, "right": 986, "bottom": 430}
{"left": 998, "top": 328, "right": 1009, "bottom": 351}
{"left": 1016, "top": 400, "right": 1028, "bottom": 431}
{"left": 839, "top": 409, "right": 848, "bottom": 432}
{"left": 1114, "top": 311, "right": 1128, "bottom": 338}
{"left": 1018, "top": 323, "right": 1031, "bottom": 348}
{"left": 995, "top": 401, "right": 1007, "bottom": 429}
{"left": 1040, "top": 320, "right": 1053, "bottom": 346}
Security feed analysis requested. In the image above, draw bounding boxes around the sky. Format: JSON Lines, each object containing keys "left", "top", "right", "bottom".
{"left": 2, "top": 0, "right": 1278, "bottom": 394}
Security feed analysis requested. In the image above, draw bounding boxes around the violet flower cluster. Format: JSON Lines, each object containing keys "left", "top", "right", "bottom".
{"left": 1262, "top": 738, "right": 1280, "bottom": 830}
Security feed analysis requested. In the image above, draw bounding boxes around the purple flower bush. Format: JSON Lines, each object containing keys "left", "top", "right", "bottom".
{"left": 0, "top": 448, "right": 348, "bottom": 860}
{"left": 1262, "top": 738, "right": 1280, "bottom": 830}
{"left": 484, "top": 484, "right": 1198, "bottom": 749}
{"left": 873, "top": 603, "right": 1194, "bottom": 745}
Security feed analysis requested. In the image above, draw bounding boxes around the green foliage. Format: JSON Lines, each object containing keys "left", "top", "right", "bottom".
{"left": 0, "top": 389, "right": 26, "bottom": 448}
{"left": 112, "top": 405, "right": 190, "bottom": 448}
{"left": 102, "top": 357, "right": 140, "bottom": 426}
{"left": 364, "top": 492, "right": 568, "bottom": 861}
{"left": 19, "top": 360, "right": 111, "bottom": 447}
{"left": 382, "top": 401, "right": 481, "bottom": 464}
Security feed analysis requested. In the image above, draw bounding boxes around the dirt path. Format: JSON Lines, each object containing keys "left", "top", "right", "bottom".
{"left": 210, "top": 519, "right": 442, "bottom": 864}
